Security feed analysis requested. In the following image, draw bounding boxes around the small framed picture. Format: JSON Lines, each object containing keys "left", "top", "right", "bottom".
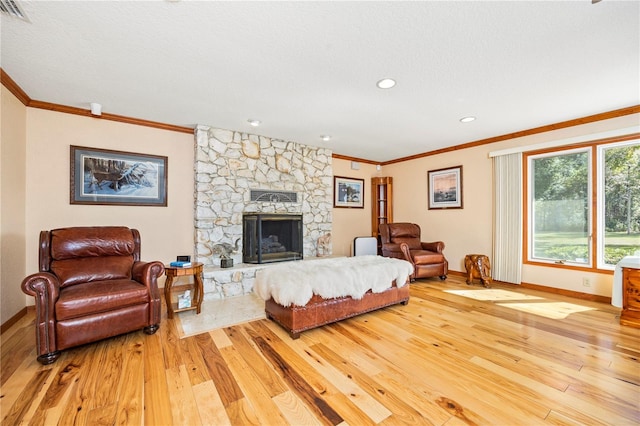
{"left": 428, "top": 165, "right": 463, "bottom": 209}
{"left": 333, "top": 176, "right": 364, "bottom": 208}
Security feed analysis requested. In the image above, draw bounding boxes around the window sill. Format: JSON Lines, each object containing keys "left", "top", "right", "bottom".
{"left": 524, "top": 260, "right": 614, "bottom": 275}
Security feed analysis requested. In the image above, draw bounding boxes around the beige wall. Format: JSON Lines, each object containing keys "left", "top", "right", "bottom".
{"left": 385, "top": 145, "right": 492, "bottom": 273}
{"left": 1, "top": 86, "right": 27, "bottom": 324}
{"left": 331, "top": 160, "right": 380, "bottom": 256}
{"left": 23, "top": 109, "right": 196, "bottom": 276}
{"left": 385, "top": 113, "right": 640, "bottom": 297}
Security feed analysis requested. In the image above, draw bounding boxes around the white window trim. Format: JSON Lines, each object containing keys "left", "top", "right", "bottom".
{"left": 596, "top": 138, "right": 640, "bottom": 270}
{"left": 527, "top": 147, "right": 592, "bottom": 267}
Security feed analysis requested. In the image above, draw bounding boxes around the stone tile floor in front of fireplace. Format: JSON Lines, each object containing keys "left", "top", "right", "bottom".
{"left": 175, "top": 292, "right": 265, "bottom": 338}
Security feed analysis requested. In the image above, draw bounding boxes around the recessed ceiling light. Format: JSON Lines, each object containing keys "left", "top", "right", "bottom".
{"left": 247, "top": 119, "right": 261, "bottom": 127}
{"left": 376, "top": 78, "right": 396, "bottom": 89}
{"left": 459, "top": 116, "right": 476, "bottom": 123}
{"left": 320, "top": 135, "right": 332, "bottom": 142}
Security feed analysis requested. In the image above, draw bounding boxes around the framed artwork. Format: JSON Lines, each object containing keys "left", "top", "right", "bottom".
{"left": 333, "top": 176, "right": 364, "bottom": 208}
{"left": 428, "top": 165, "right": 463, "bottom": 209}
{"left": 70, "top": 145, "right": 168, "bottom": 206}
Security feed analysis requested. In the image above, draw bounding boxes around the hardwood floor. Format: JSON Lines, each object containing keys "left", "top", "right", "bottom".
{"left": 2, "top": 276, "right": 639, "bottom": 425}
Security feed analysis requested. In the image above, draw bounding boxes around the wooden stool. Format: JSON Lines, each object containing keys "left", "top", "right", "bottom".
{"left": 464, "top": 254, "right": 492, "bottom": 288}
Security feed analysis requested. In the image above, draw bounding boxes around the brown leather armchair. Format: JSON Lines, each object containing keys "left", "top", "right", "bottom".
{"left": 21, "top": 226, "right": 165, "bottom": 365}
{"left": 379, "top": 222, "right": 448, "bottom": 281}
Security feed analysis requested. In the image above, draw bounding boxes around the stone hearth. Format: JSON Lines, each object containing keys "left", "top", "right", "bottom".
{"left": 194, "top": 125, "right": 333, "bottom": 299}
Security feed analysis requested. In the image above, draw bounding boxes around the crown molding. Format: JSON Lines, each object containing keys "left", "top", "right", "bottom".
{"left": 1, "top": 68, "right": 193, "bottom": 134}
{"left": 1, "top": 68, "right": 31, "bottom": 105}
{"left": 331, "top": 153, "right": 378, "bottom": 165}
{"left": 383, "top": 105, "right": 640, "bottom": 165}
{"left": 27, "top": 100, "right": 194, "bottom": 134}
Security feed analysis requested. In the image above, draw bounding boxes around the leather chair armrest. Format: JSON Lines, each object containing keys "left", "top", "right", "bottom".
{"left": 21, "top": 272, "right": 60, "bottom": 358}
{"left": 399, "top": 242, "right": 415, "bottom": 265}
{"left": 421, "top": 241, "right": 445, "bottom": 253}
{"left": 381, "top": 243, "right": 404, "bottom": 259}
{"left": 132, "top": 260, "right": 165, "bottom": 288}
{"left": 21, "top": 272, "right": 60, "bottom": 306}
{"left": 382, "top": 243, "right": 402, "bottom": 253}
{"left": 132, "top": 261, "right": 165, "bottom": 327}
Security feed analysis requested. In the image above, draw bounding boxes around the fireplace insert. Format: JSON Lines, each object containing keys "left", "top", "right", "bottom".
{"left": 243, "top": 213, "right": 303, "bottom": 264}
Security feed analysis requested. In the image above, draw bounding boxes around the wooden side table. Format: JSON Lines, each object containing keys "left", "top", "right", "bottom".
{"left": 164, "top": 262, "right": 204, "bottom": 319}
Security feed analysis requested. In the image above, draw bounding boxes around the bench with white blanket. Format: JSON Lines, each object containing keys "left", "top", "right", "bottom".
{"left": 254, "top": 255, "right": 413, "bottom": 338}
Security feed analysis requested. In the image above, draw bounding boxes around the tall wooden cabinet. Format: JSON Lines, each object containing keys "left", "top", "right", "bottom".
{"left": 371, "top": 177, "right": 393, "bottom": 254}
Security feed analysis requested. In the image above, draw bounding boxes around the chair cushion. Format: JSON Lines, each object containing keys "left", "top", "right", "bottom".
{"left": 56, "top": 279, "right": 150, "bottom": 321}
{"left": 51, "top": 256, "right": 134, "bottom": 288}
{"left": 411, "top": 250, "right": 445, "bottom": 265}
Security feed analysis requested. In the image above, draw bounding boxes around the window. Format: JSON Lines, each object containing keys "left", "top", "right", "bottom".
{"left": 598, "top": 141, "right": 640, "bottom": 268}
{"left": 526, "top": 137, "right": 640, "bottom": 270}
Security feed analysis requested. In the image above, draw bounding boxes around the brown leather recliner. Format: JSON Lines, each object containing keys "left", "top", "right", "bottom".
{"left": 379, "top": 222, "right": 448, "bottom": 281}
{"left": 21, "top": 226, "right": 165, "bottom": 365}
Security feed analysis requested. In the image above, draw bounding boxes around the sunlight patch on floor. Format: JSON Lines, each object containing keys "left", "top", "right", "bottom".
{"left": 175, "top": 292, "right": 265, "bottom": 338}
{"left": 497, "top": 302, "right": 595, "bottom": 319}
{"left": 445, "top": 289, "right": 544, "bottom": 301}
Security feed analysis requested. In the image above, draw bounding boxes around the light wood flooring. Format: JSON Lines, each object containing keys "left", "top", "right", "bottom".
{"left": 2, "top": 276, "right": 639, "bottom": 425}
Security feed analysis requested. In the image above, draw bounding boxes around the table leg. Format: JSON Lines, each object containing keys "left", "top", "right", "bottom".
{"left": 194, "top": 271, "right": 204, "bottom": 314}
{"left": 164, "top": 275, "right": 175, "bottom": 319}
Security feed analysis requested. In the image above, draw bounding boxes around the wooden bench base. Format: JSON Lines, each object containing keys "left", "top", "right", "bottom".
{"left": 265, "top": 282, "right": 410, "bottom": 338}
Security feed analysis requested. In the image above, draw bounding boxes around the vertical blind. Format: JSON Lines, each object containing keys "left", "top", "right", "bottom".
{"left": 492, "top": 153, "right": 523, "bottom": 284}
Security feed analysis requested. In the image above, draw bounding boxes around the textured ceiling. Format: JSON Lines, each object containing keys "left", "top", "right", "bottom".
{"left": 1, "top": 0, "right": 639, "bottom": 162}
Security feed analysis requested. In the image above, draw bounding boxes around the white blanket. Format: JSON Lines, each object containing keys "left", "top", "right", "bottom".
{"left": 254, "top": 255, "right": 413, "bottom": 307}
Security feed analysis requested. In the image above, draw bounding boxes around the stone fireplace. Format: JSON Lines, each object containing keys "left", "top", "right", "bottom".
{"left": 194, "top": 125, "right": 332, "bottom": 299}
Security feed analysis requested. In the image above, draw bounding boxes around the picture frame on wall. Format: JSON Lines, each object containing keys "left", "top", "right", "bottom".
{"left": 70, "top": 145, "right": 168, "bottom": 206}
{"left": 333, "top": 176, "right": 364, "bottom": 208}
{"left": 427, "top": 165, "right": 463, "bottom": 209}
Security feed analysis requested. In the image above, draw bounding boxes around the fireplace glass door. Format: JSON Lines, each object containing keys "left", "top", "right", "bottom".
{"left": 243, "top": 213, "right": 303, "bottom": 264}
